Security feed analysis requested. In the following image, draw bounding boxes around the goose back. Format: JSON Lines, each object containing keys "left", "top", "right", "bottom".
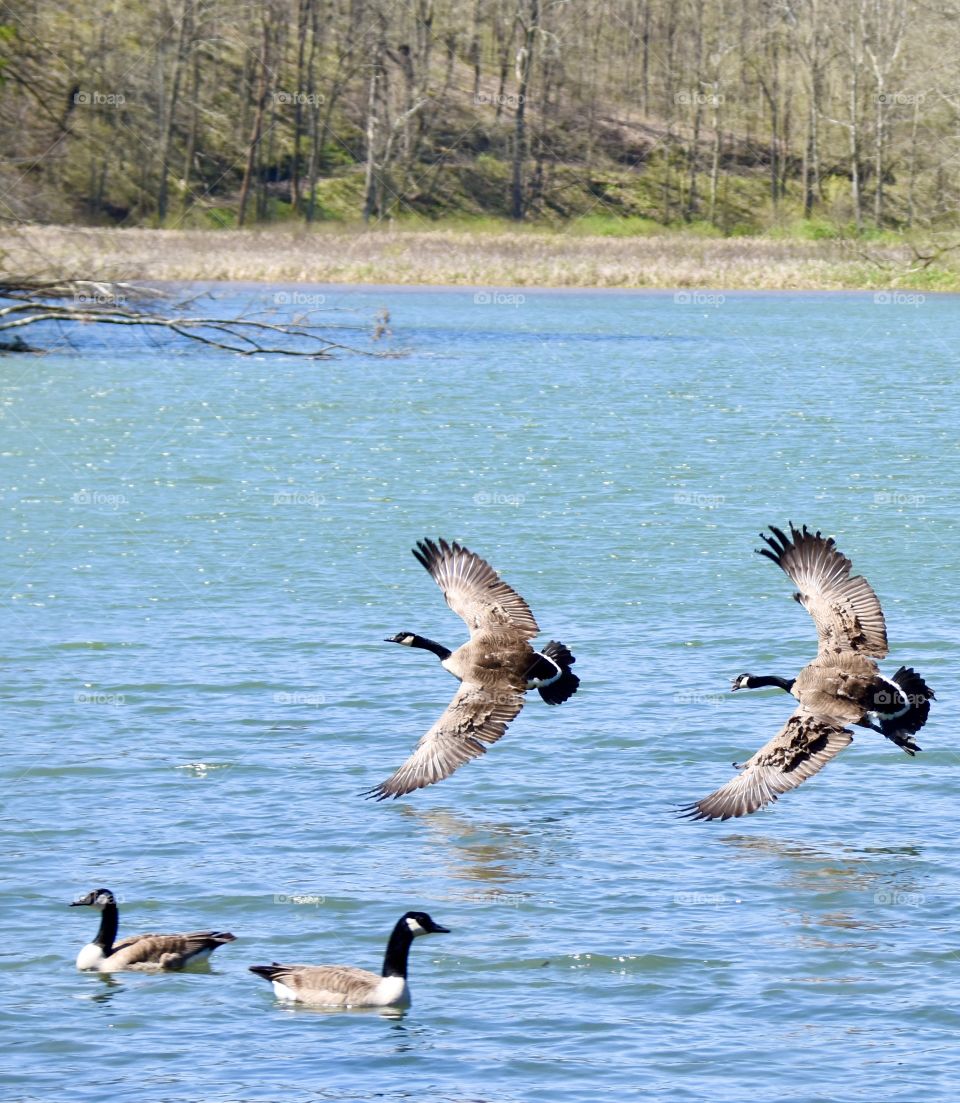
{"left": 250, "top": 963, "right": 406, "bottom": 1008}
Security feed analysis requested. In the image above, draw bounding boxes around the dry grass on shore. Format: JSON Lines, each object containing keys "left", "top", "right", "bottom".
{"left": 4, "top": 223, "right": 955, "bottom": 291}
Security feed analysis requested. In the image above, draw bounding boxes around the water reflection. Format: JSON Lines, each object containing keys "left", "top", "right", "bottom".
{"left": 80, "top": 973, "right": 124, "bottom": 1004}
{"left": 719, "top": 833, "right": 928, "bottom": 940}
{"left": 399, "top": 805, "right": 541, "bottom": 887}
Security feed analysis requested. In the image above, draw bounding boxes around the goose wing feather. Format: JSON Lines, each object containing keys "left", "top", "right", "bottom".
{"left": 107, "top": 930, "right": 235, "bottom": 969}
{"left": 413, "top": 538, "right": 539, "bottom": 638}
{"left": 366, "top": 681, "right": 524, "bottom": 799}
{"left": 258, "top": 963, "right": 380, "bottom": 1002}
{"left": 758, "top": 523, "right": 888, "bottom": 657}
{"left": 681, "top": 710, "right": 854, "bottom": 821}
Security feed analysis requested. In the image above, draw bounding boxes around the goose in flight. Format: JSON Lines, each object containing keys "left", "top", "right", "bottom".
{"left": 682, "top": 524, "right": 934, "bottom": 821}
{"left": 71, "top": 888, "right": 236, "bottom": 971}
{"left": 249, "top": 910, "right": 449, "bottom": 1009}
{"left": 366, "top": 538, "right": 579, "bottom": 799}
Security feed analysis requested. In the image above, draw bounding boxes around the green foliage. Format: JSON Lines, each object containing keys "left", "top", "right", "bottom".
{"left": 568, "top": 214, "right": 665, "bottom": 237}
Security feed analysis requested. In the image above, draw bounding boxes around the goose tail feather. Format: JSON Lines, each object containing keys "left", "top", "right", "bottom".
{"left": 878, "top": 666, "right": 934, "bottom": 755}
{"left": 537, "top": 640, "right": 580, "bottom": 706}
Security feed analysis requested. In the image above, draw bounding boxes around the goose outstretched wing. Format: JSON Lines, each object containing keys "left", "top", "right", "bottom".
{"left": 758, "top": 524, "right": 888, "bottom": 657}
{"left": 413, "top": 538, "right": 539, "bottom": 638}
{"left": 680, "top": 711, "right": 854, "bottom": 821}
{"left": 366, "top": 682, "right": 524, "bottom": 800}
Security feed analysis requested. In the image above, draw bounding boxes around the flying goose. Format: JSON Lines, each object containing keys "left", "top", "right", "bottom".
{"left": 249, "top": 910, "right": 449, "bottom": 1009}
{"left": 71, "top": 888, "right": 236, "bottom": 971}
{"left": 366, "top": 538, "right": 579, "bottom": 799}
{"left": 682, "top": 523, "right": 934, "bottom": 821}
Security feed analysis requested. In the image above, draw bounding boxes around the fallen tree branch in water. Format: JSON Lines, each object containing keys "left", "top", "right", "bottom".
{"left": 0, "top": 277, "right": 387, "bottom": 357}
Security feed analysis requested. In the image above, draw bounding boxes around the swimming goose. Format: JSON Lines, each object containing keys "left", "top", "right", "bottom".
{"left": 249, "top": 910, "right": 449, "bottom": 1009}
{"left": 71, "top": 888, "right": 236, "bottom": 971}
{"left": 682, "top": 523, "right": 934, "bottom": 821}
{"left": 366, "top": 537, "right": 579, "bottom": 799}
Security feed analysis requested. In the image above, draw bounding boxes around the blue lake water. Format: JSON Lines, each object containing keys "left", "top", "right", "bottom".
{"left": 2, "top": 285, "right": 959, "bottom": 1102}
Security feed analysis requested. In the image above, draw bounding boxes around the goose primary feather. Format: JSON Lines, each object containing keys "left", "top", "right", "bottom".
{"left": 367, "top": 538, "right": 579, "bottom": 799}
{"left": 682, "top": 524, "right": 934, "bottom": 821}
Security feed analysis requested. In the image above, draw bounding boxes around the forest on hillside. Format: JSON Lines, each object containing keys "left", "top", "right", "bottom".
{"left": 1, "top": 0, "right": 958, "bottom": 235}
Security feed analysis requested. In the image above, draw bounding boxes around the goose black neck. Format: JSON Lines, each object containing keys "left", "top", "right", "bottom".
{"left": 95, "top": 901, "right": 119, "bottom": 953}
{"left": 749, "top": 674, "right": 795, "bottom": 692}
{"left": 409, "top": 635, "right": 452, "bottom": 662}
{"left": 381, "top": 919, "right": 415, "bottom": 978}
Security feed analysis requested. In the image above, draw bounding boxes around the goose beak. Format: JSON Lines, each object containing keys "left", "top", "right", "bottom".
{"left": 430, "top": 922, "right": 451, "bottom": 934}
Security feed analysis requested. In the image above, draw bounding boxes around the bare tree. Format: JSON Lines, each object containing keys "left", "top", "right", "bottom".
{"left": 511, "top": 0, "right": 539, "bottom": 220}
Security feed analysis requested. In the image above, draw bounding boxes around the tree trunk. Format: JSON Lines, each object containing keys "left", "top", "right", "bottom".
{"left": 849, "top": 65, "right": 861, "bottom": 233}
{"left": 291, "top": 0, "right": 311, "bottom": 214}
{"left": 708, "top": 88, "right": 722, "bottom": 226}
{"left": 157, "top": 0, "right": 193, "bottom": 225}
{"left": 906, "top": 95, "right": 920, "bottom": 228}
{"left": 362, "top": 22, "right": 386, "bottom": 223}
{"left": 511, "top": 0, "right": 538, "bottom": 221}
{"left": 685, "top": 5, "right": 703, "bottom": 221}
{"left": 237, "top": 10, "right": 272, "bottom": 228}
{"left": 873, "top": 85, "right": 884, "bottom": 226}
{"left": 180, "top": 44, "right": 201, "bottom": 217}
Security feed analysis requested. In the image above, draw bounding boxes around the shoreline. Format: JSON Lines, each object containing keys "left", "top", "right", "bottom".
{"left": 5, "top": 224, "right": 957, "bottom": 292}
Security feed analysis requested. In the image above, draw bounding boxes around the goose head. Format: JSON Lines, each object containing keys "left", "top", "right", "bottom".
{"left": 70, "top": 888, "right": 115, "bottom": 909}
{"left": 731, "top": 674, "right": 754, "bottom": 691}
{"left": 401, "top": 911, "right": 450, "bottom": 936}
{"left": 385, "top": 633, "right": 418, "bottom": 646}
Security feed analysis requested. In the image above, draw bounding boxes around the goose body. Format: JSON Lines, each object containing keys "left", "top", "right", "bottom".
{"left": 249, "top": 911, "right": 449, "bottom": 1009}
{"left": 368, "top": 538, "right": 579, "bottom": 799}
{"left": 683, "top": 524, "right": 934, "bottom": 821}
{"left": 71, "top": 888, "right": 236, "bottom": 972}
